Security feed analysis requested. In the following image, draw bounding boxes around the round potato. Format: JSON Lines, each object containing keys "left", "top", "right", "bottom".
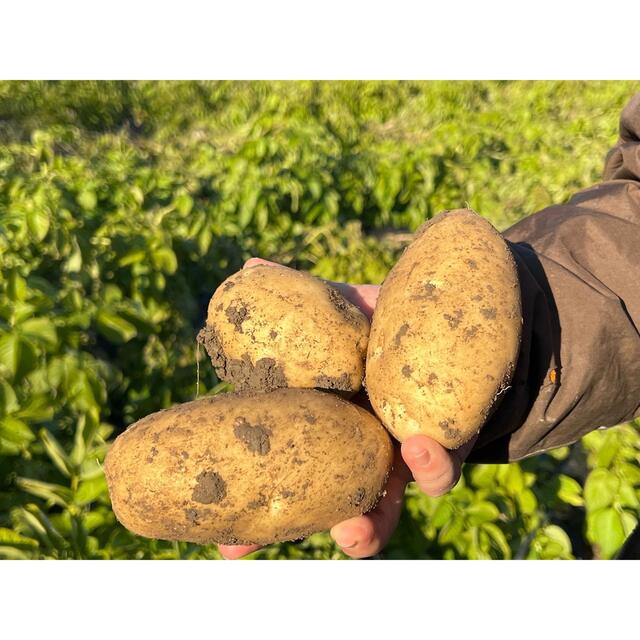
{"left": 104, "top": 388, "right": 393, "bottom": 545}
{"left": 197, "top": 264, "right": 370, "bottom": 394}
{"left": 366, "top": 209, "right": 522, "bottom": 448}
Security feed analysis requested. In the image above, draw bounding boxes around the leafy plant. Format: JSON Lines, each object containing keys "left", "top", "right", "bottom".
{"left": 0, "top": 80, "right": 638, "bottom": 559}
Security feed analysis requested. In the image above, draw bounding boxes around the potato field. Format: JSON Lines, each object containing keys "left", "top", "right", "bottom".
{"left": 0, "top": 80, "right": 639, "bottom": 559}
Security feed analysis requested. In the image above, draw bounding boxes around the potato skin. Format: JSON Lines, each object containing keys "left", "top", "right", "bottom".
{"left": 104, "top": 389, "right": 393, "bottom": 545}
{"left": 197, "top": 265, "right": 370, "bottom": 394}
{"left": 366, "top": 209, "right": 522, "bottom": 448}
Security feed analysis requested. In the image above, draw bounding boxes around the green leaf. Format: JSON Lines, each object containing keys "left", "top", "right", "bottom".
{"left": 0, "top": 416, "right": 35, "bottom": 454}
{"left": 482, "top": 522, "right": 512, "bottom": 558}
{"left": 620, "top": 511, "right": 638, "bottom": 537}
{"left": 71, "top": 410, "right": 100, "bottom": 466}
{"left": 19, "top": 317, "right": 58, "bottom": 348}
{"left": 584, "top": 468, "right": 619, "bottom": 511}
{"left": 238, "top": 188, "right": 258, "bottom": 229}
{"left": 618, "top": 482, "right": 640, "bottom": 509}
{"left": 117, "top": 249, "right": 147, "bottom": 267}
{"left": 77, "top": 189, "right": 97, "bottom": 211}
{"left": 15, "top": 394, "right": 54, "bottom": 423}
{"left": 23, "top": 504, "right": 67, "bottom": 551}
{"left": 15, "top": 478, "right": 72, "bottom": 508}
{"left": 469, "top": 464, "right": 497, "bottom": 488}
{"left": 64, "top": 240, "right": 83, "bottom": 273}
{"left": 173, "top": 192, "right": 194, "bottom": 216}
{"left": 96, "top": 310, "right": 138, "bottom": 344}
{"left": 40, "top": 428, "right": 73, "bottom": 477}
{"left": 7, "top": 272, "right": 27, "bottom": 302}
{"left": 26, "top": 208, "right": 50, "bottom": 241}
{"left": 102, "top": 284, "right": 123, "bottom": 305}
{"left": 431, "top": 500, "right": 453, "bottom": 528}
{"left": 595, "top": 433, "right": 619, "bottom": 468}
{"left": 589, "top": 508, "right": 626, "bottom": 559}
{"left": 539, "top": 525, "right": 572, "bottom": 557}
{"left": 517, "top": 488, "right": 538, "bottom": 515}
{"left": 619, "top": 462, "right": 640, "bottom": 485}
{"left": 439, "top": 516, "right": 464, "bottom": 545}
{"left": 75, "top": 475, "right": 108, "bottom": 506}
{"left": 557, "top": 474, "right": 584, "bottom": 507}
{"left": 466, "top": 501, "right": 500, "bottom": 526}
{"left": 0, "top": 546, "right": 32, "bottom": 559}
{"left": 0, "top": 333, "right": 20, "bottom": 379}
{"left": 0, "top": 381, "right": 19, "bottom": 415}
{"left": 503, "top": 464, "right": 525, "bottom": 494}
{"left": 152, "top": 247, "right": 178, "bottom": 275}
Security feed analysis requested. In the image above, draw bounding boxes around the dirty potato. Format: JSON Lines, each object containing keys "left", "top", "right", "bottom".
{"left": 197, "top": 265, "right": 370, "bottom": 394}
{"left": 366, "top": 209, "right": 522, "bottom": 448}
{"left": 104, "top": 388, "right": 393, "bottom": 545}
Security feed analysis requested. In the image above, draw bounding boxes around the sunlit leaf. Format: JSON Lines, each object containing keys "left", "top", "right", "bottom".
{"left": 95, "top": 310, "right": 138, "bottom": 344}
{"left": 40, "top": 428, "right": 73, "bottom": 477}
{"left": 26, "top": 208, "right": 50, "bottom": 241}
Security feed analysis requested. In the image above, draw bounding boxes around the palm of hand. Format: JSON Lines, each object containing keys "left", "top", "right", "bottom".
{"left": 217, "top": 259, "right": 476, "bottom": 559}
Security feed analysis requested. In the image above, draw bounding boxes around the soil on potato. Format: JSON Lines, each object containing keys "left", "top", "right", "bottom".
{"left": 196, "top": 325, "right": 287, "bottom": 391}
{"left": 326, "top": 285, "right": 363, "bottom": 328}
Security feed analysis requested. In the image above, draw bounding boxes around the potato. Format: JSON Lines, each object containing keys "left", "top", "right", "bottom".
{"left": 365, "top": 209, "right": 522, "bottom": 448}
{"left": 197, "top": 264, "right": 370, "bottom": 394}
{"left": 104, "top": 388, "right": 393, "bottom": 545}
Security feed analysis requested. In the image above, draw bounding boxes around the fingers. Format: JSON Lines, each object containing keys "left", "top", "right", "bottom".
{"left": 401, "top": 434, "right": 477, "bottom": 497}
{"left": 330, "top": 449, "right": 410, "bottom": 559}
{"left": 217, "top": 544, "right": 262, "bottom": 560}
{"left": 243, "top": 257, "right": 282, "bottom": 270}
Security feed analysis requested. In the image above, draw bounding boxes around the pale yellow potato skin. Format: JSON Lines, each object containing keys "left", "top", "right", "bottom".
{"left": 366, "top": 209, "right": 522, "bottom": 448}
{"left": 197, "top": 265, "right": 370, "bottom": 394}
{"left": 104, "top": 389, "right": 393, "bottom": 545}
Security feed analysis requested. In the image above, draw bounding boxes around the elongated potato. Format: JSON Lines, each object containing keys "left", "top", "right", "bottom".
{"left": 197, "top": 265, "right": 370, "bottom": 394}
{"left": 366, "top": 209, "right": 522, "bottom": 448}
{"left": 104, "top": 389, "right": 393, "bottom": 545}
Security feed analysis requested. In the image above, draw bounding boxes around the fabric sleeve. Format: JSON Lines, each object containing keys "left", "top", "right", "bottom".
{"left": 467, "top": 93, "right": 640, "bottom": 463}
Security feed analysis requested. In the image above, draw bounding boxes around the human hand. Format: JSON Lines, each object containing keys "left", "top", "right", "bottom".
{"left": 217, "top": 257, "right": 476, "bottom": 560}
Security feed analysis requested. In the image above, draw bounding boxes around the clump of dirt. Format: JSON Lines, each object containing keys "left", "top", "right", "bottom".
{"left": 185, "top": 508, "right": 200, "bottom": 525}
{"left": 480, "top": 306, "right": 497, "bottom": 320}
{"left": 233, "top": 417, "right": 272, "bottom": 455}
{"left": 192, "top": 470, "right": 227, "bottom": 504}
{"left": 225, "top": 303, "right": 249, "bottom": 332}
{"left": 438, "top": 419, "right": 462, "bottom": 442}
{"left": 315, "top": 373, "right": 352, "bottom": 392}
{"left": 443, "top": 309, "right": 463, "bottom": 329}
{"left": 394, "top": 323, "right": 409, "bottom": 346}
{"left": 350, "top": 487, "right": 366, "bottom": 507}
{"left": 326, "top": 285, "right": 361, "bottom": 327}
{"left": 197, "top": 325, "right": 287, "bottom": 392}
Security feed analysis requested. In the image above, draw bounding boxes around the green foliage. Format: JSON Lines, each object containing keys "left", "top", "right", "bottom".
{"left": 0, "top": 81, "right": 639, "bottom": 559}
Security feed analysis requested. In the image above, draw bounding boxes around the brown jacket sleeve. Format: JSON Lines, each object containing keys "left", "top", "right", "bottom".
{"left": 468, "top": 93, "right": 640, "bottom": 464}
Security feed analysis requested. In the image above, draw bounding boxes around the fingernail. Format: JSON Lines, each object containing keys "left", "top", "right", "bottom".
{"left": 413, "top": 448, "right": 431, "bottom": 468}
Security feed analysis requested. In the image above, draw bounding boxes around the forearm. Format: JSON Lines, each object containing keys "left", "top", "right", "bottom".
{"left": 468, "top": 93, "right": 640, "bottom": 463}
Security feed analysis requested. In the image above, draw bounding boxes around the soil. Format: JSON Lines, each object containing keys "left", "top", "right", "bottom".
{"left": 315, "top": 372, "right": 352, "bottom": 392}
{"left": 192, "top": 470, "right": 227, "bottom": 504}
{"left": 326, "top": 285, "right": 360, "bottom": 327}
{"left": 233, "top": 417, "right": 272, "bottom": 455}
{"left": 394, "top": 323, "right": 409, "bottom": 346}
{"left": 438, "top": 419, "right": 462, "bottom": 442}
{"left": 225, "top": 303, "right": 249, "bottom": 332}
{"left": 443, "top": 309, "right": 463, "bottom": 329}
{"left": 197, "top": 325, "right": 288, "bottom": 391}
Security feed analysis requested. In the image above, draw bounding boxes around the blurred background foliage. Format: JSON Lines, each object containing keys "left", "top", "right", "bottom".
{"left": 0, "top": 80, "right": 638, "bottom": 560}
